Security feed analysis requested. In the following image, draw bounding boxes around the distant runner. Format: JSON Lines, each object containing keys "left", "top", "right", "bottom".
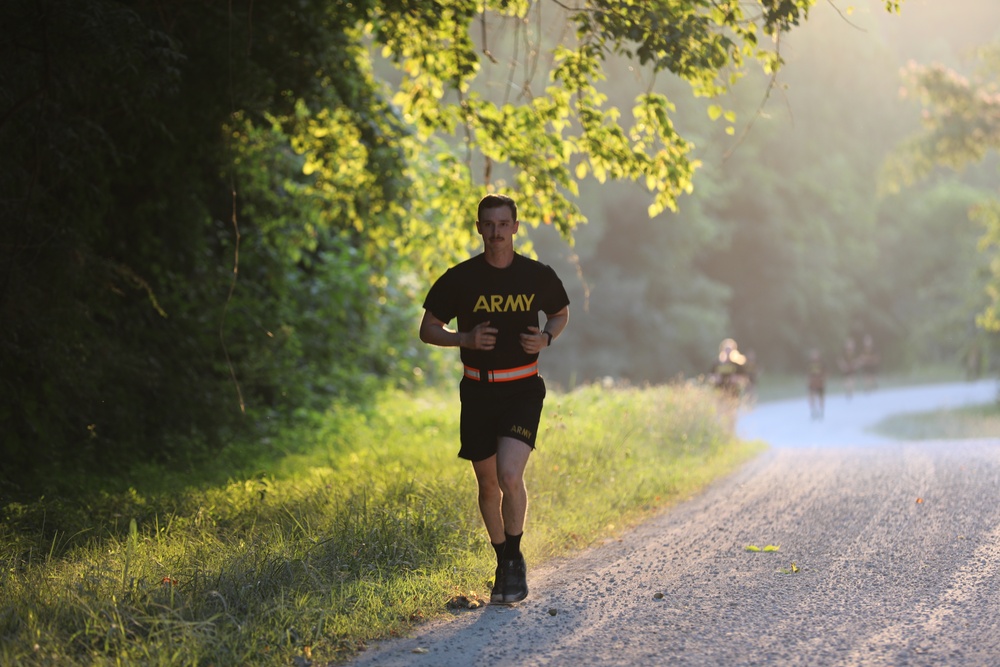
{"left": 838, "top": 337, "right": 857, "bottom": 399}
{"left": 807, "top": 348, "right": 826, "bottom": 420}
{"left": 858, "top": 334, "right": 879, "bottom": 392}
{"left": 709, "top": 338, "right": 750, "bottom": 399}
{"left": 742, "top": 349, "right": 759, "bottom": 403}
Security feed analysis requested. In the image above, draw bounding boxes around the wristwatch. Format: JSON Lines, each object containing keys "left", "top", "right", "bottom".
{"left": 542, "top": 331, "right": 553, "bottom": 346}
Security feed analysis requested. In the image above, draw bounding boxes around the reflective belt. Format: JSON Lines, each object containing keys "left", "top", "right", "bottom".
{"left": 464, "top": 361, "right": 538, "bottom": 383}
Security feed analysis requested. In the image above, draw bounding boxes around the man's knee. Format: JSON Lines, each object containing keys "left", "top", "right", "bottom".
{"left": 480, "top": 482, "right": 501, "bottom": 499}
{"left": 476, "top": 472, "right": 501, "bottom": 498}
{"left": 496, "top": 438, "right": 531, "bottom": 493}
{"left": 497, "top": 467, "right": 525, "bottom": 495}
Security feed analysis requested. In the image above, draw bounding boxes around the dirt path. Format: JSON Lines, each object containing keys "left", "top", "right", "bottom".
{"left": 346, "top": 381, "right": 1000, "bottom": 667}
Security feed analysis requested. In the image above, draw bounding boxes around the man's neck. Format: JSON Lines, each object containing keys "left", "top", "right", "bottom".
{"left": 483, "top": 247, "right": 515, "bottom": 269}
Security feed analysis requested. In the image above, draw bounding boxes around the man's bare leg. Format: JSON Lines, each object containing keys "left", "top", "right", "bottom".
{"left": 472, "top": 455, "right": 507, "bottom": 602}
{"left": 472, "top": 439, "right": 533, "bottom": 603}
{"left": 495, "top": 437, "right": 532, "bottom": 602}
{"left": 496, "top": 437, "right": 532, "bottom": 535}
{"left": 471, "top": 455, "right": 504, "bottom": 544}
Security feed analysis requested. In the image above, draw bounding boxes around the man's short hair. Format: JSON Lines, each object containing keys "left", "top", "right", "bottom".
{"left": 478, "top": 194, "right": 517, "bottom": 222}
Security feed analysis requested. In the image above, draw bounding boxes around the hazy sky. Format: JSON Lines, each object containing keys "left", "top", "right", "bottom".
{"left": 825, "top": 0, "right": 1000, "bottom": 67}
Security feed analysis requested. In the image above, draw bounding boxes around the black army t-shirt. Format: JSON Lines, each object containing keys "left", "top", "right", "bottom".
{"left": 423, "top": 253, "right": 570, "bottom": 372}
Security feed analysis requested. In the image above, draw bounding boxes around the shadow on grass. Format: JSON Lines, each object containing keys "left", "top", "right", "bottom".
{"left": 0, "top": 398, "right": 385, "bottom": 563}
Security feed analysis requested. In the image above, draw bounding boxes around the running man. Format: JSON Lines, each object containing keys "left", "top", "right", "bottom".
{"left": 807, "top": 348, "right": 826, "bottom": 420}
{"left": 839, "top": 337, "right": 857, "bottom": 399}
{"left": 419, "top": 194, "right": 570, "bottom": 604}
{"left": 858, "top": 334, "right": 879, "bottom": 392}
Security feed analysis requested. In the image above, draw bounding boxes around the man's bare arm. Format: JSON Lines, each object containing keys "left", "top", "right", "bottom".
{"left": 520, "top": 306, "right": 569, "bottom": 354}
{"left": 543, "top": 306, "right": 569, "bottom": 342}
{"left": 419, "top": 311, "right": 497, "bottom": 351}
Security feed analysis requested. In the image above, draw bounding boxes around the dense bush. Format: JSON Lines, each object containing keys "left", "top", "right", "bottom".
{"left": 0, "top": 0, "right": 433, "bottom": 490}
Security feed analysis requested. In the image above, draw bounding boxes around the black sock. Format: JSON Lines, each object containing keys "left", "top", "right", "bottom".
{"left": 492, "top": 541, "right": 506, "bottom": 566}
{"left": 503, "top": 532, "right": 523, "bottom": 560}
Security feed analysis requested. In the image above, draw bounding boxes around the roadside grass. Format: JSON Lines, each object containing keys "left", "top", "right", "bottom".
{"left": 0, "top": 381, "right": 761, "bottom": 666}
{"left": 871, "top": 402, "right": 1000, "bottom": 440}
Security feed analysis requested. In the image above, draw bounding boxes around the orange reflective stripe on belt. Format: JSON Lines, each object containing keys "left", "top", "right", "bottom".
{"left": 464, "top": 361, "right": 538, "bottom": 383}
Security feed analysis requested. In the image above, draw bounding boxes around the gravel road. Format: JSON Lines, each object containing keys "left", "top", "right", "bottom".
{"left": 346, "top": 379, "right": 1000, "bottom": 667}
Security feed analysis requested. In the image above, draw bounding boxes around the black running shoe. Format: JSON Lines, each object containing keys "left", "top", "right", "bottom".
{"left": 502, "top": 555, "right": 528, "bottom": 603}
{"left": 490, "top": 563, "right": 506, "bottom": 603}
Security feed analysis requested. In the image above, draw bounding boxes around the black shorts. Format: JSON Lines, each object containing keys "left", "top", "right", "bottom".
{"left": 459, "top": 374, "right": 546, "bottom": 462}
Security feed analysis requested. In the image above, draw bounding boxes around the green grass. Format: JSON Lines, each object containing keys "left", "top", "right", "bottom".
{"left": 872, "top": 402, "right": 1000, "bottom": 440}
{"left": 0, "top": 382, "right": 762, "bottom": 666}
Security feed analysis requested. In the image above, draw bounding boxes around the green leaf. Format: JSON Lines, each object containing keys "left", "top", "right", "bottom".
{"left": 778, "top": 562, "right": 801, "bottom": 575}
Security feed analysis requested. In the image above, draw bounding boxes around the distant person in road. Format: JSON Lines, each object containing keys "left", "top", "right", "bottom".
{"left": 743, "top": 349, "right": 759, "bottom": 402}
{"left": 838, "top": 337, "right": 858, "bottom": 399}
{"left": 807, "top": 348, "right": 826, "bottom": 420}
{"left": 419, "top": 193, "right": 570, "bottom": 605}
{"left": 964, "top": 326, "right": 986, "bottom": 380}
{"left": 710, "top": 338, "right": 749, "bottom": 398}
{"left": 858, "top": 334, "right": 879, "bottom": 391}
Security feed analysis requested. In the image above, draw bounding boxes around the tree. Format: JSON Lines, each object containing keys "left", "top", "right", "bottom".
{"left": 884, "top": 42, "right": 1000, "bottom": 332}
{"left": 529, "top": 0, "right": 923, "bottom": 383}
{"left": 375, "top": 0, "right": 903, "bottom": 249}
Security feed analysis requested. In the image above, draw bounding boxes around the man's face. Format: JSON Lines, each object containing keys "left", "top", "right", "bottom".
{"left": 476, "top": 205, "right": 519, "bottom": 250}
